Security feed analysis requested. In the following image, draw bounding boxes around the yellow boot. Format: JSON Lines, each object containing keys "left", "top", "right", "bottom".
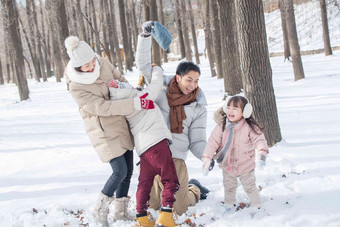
{"left": 156, "top": 209, "right": 178, "bottom": 227}
{"left": 134, "top": 212, "right": 155, "bottom": 227}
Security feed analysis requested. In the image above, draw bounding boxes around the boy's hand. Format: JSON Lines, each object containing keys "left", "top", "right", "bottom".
{"left": 141, "top": 21, "right": 154, "bottom": 37}
{"left": 140, "top": 93, "right": 154, "bottom": 109}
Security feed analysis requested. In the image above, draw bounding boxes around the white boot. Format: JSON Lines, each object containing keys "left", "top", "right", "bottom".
{"left": 112, "top": 196, "right": 134, "bottom": 221}
{"left": 92, "top": 192, "right": 114, "bottom": 226}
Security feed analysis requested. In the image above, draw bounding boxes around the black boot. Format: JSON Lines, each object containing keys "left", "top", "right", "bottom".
{"left": 188, "top": 178, "right": 210, "bottom": 200}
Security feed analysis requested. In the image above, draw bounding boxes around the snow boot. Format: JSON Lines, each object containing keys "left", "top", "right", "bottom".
{"left": 251, "top": 207, "right": 268, "bottom": 219}
{"left": 188, "top": 178, "right": 210, "bottom": 200}
{"left": 225, "top": 204, "right": 237, "bottom": 214}
{"left": 112, "top": 196, "right": 134, "bottom": 221}
{"left": 92, "top": 192, "right": 114, "bottom": 227}
{"left": 134, "top": 212, "right": 155, "bottom": 227}
{"left": 155, "top": 208, "right": 178, "bottom": 227}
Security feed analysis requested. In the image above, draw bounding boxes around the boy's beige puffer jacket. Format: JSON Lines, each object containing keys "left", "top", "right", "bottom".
{"left": 65, "top": 56, "right": 135, "bottom": 162}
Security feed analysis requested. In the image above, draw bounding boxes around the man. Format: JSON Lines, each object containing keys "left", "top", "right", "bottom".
{"left": 149, "top": 61, "right": 210, "bottom": 215}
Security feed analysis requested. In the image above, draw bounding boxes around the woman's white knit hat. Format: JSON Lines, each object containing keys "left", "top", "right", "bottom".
{"left": 64, "top": 36, "right": 95, "bottom": 67}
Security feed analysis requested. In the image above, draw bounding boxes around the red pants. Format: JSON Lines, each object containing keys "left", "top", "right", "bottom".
{"left": 136, "top": 139, "right": 179, "bottom": 214}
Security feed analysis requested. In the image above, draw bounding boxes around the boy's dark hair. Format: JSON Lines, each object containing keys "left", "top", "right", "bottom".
{"left": 222, "top": 96, "right": 264, "bottom": 134}
{"left": 176, "top": 61, "right": 201, "bottom": 76}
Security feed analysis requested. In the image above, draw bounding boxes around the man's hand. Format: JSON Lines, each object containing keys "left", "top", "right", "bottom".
{"left": 202, "top": 157, "right": 214, "bottom": 176}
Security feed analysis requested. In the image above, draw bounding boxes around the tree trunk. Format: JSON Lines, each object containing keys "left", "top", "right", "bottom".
{"left": 0, "top": 58, "right": 4, "bottom": 85}
{"left": 319, "top": 0, "right": 332, "bottom": 56}
{"left": 142, "top": 0, "right": 150, "bottom": 21}
{"left": 118, "top": 0, "right": 133, "bottom": 71}
{"left": 149, "top": 0, "right": 161, "bottom": 66}
{"left": 180, "top": 0, "right": 192, "bottom": 61}
{"left": 203, "top": 0, "right": 216, "bottom": 77}
{"left": 235, "top": 0, "right": 281, "bottom": 147}
{"left": 174, "top": 0, "right": 185, "bottom": 59}
{"left": 5, "top": 63, "right": 11, "bottom": 83}
{"left": 283, "top": 0, "right": 305, "bottom": 81}
{"left": 218, "top": 0, "right": 242, "bottom": 96}
{"left": 130, "top": 0, "right": 139, "bottom": 56}
{"left": 39, "top": 0, "right": 52, "bottom": 78}
{"left": 2, "top": 0, "right": 30, "bottom": 100}
{"left": 100, "top": 0, "right": 111, "bottom": 61}
{"left": 109, "top": 0, "right": 124, "bottom": 73}
{"left": 76, "top": 0, "right": 87, "bottom": 43}
{"left": 125, "top": 4, "right": 135, "bottom": 66}
{"left": 25, "top": 0, "right": 41, "bottom": 82}
{"left": 188, "top": 0, "right": 200, "bottom": 64}
{"left": 89, "top": 0, "right": 101, "bottom": 56}
{"left": 84, "top": 0, "right": 90, "bottom": 43}
{"left": 46, "top": 0, "right": 65, "bottom": 82}
{"left": 31, "top": 0, "right": 47, "bottom": 81}
{"left": 211, "top": 0, "right": 223, "bottom": 78}
{"left": 278, "top": 0, "right": 290, "bottom": 61}
{"left": 105, "top": 0, "right": 117, "bottom": 63}
{"left": 157, "top": 0, "right": 168, "bottom": 63}
{"left": 5, "top": 43, "right": 11, "bottom": 82}
{"left": 57, "top": 0, "right": 69, "bottom": 65}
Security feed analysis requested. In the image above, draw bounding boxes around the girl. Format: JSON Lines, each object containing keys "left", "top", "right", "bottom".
{"left": 202, "top": 96, "right": 269, "bottom": 213}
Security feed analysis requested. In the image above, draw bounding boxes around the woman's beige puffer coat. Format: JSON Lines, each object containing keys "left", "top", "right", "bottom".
{"left": 65, "top": 56, "right": 135, "bottom": 162}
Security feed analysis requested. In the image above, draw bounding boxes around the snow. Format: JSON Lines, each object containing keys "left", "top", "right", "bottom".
{"left": 265, "top": 0, "right": 340, "bottom": 52}
{"left": 1, "top": 1, "right": 340, "bottom": 226}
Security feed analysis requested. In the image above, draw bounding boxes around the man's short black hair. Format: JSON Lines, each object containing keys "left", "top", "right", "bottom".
{"left": 176, "top": 61, "right": 201, "bottom": 77}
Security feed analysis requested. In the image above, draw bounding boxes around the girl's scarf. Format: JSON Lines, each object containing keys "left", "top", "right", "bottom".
{"left": 218, "top": 118, "right": 245, "bottom": 171}
{"left": 166, "top": 76, "right": 199, "bottom": 133}
{"left": 217, "top": 123, "right": 235, "bottom": 163}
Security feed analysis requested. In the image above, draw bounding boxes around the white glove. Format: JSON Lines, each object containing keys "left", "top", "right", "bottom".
{"left": 257, "top": 155, "right": 266, "bottom": 169}
{"left": 141, "top": 21, "right": 154, "bottom": 37}
{"left": 202, "top": 157, "right": 214, "bottom": 176}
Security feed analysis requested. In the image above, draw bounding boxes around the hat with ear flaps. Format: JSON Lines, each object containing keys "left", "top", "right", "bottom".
{"left": 64, "top": 36, "right": 95, "bottom": 68}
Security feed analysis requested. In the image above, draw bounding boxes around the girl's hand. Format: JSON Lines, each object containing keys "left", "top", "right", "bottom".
{"left": 257, "top": 155, "right": 266, "bottom": 169}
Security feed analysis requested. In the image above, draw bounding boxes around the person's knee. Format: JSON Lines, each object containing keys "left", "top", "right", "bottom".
{"left": 110, "top": 159, "right": 128, "bottom": 180}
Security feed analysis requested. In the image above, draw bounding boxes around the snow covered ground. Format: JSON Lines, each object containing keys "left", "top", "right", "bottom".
{"left": 1, "top": 50, "right": 340, "bottom": 226}
{"left": 1, "top": 1, "right": 340, "bottom": 226}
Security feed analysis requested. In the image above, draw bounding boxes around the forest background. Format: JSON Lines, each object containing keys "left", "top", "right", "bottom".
{"left": 1, "top": 0, "right": 340, "bottom": 226}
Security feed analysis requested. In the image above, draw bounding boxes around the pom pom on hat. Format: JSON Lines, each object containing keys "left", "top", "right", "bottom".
{"left": 64, "top": 36, "right": 95, "bottom": 68}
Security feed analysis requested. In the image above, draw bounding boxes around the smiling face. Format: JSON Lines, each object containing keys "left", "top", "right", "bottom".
{"left": 80, "top": 58, "right": 96, "bottom": 72}
{"left": 226, "top": 100, "right": 243, "bottom": 123}
{"left": 175, "top": 70, "right": 200, "bottom": 95}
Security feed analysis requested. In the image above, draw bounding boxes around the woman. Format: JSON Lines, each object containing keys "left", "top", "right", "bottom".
{"left": 64, "top": 36, "right": 154, "bottom": 226}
